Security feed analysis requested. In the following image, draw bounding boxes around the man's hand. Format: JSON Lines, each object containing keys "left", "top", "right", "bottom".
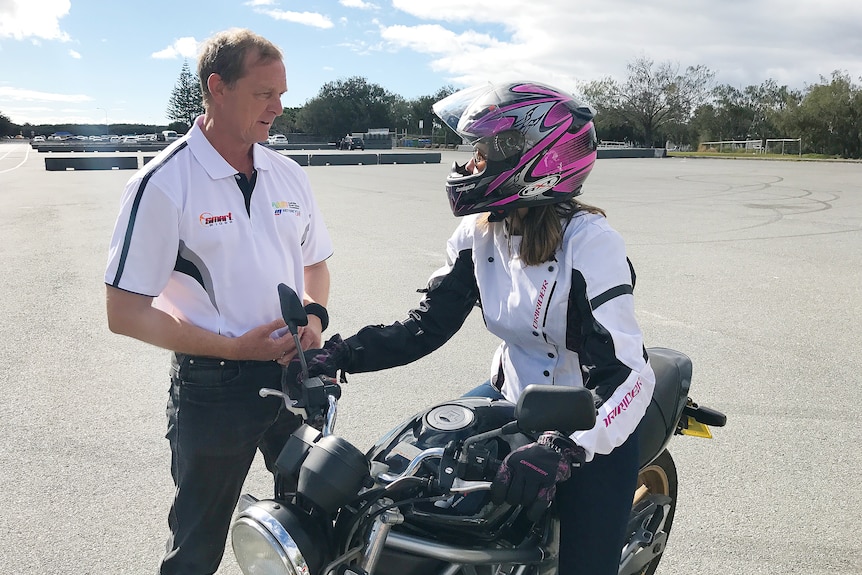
{"left": 231, "top": 319, "right": 297, "bottom": 362}
{"left": 277, "top": 315, "right": 323, "bottom": 366}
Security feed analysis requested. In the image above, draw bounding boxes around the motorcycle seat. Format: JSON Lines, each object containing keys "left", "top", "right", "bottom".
{"left": 637, "top": 347, "right": 692, "bottom": 468}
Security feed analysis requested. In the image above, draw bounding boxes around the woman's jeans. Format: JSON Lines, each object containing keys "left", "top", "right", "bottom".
{"left": 463, "top": 381, "right": 639, "bottom": 575}
{"left": 160, "top": 354, "right": 301, "bottom": 575}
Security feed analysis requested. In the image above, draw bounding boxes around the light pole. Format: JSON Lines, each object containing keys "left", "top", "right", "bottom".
{"left": 96, "top": 107, "right": 108, "bottom": 136}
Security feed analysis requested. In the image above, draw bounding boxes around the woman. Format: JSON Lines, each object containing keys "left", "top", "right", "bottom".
{"left": 293, "top": 81, "right": 655, "bottom": 574}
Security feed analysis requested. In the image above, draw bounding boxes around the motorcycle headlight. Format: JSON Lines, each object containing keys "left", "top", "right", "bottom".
{"left": 231, "top": 499, "right": 327, "bottom": 575}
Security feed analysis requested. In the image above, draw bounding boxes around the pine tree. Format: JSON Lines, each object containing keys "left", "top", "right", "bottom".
{"left": 166, "top": 60, "right": 204, "bottom": 128}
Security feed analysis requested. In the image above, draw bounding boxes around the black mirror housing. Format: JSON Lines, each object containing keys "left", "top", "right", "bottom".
{"left": 514, "top": 385, "right": 596, "bottom": 436}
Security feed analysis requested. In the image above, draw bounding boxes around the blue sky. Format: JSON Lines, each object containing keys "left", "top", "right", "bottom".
{"left": 2, "top": 0, "right": 861, "bottom": 126}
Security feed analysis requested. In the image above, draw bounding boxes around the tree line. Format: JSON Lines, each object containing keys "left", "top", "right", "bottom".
{"left": 4, "top": 55, "right": 861, "bottom": 159}
{"left": 582, "top": 56, "right": 862, "bottom": 158}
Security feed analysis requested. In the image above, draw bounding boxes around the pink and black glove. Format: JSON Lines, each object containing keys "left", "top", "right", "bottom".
{"left": 282, "top": 334, "right": 351, "bottom": 397}
{"left": 490, "top": 431, "right": 586, "bottom": 521}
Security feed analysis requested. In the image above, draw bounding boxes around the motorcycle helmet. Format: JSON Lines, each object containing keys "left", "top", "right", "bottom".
{"left": 432, "top": 81, "right": 598, "bottom": 220}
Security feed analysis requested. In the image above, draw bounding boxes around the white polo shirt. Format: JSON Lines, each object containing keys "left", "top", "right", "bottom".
{"left": 105, "top": 118, "right": 333, "bottom": 337}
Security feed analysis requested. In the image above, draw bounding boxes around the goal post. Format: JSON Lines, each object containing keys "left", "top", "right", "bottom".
{"left": 699, "top": 139, "right": 763, "bottom": 153}
{"left": 765, "top": 138, "right": 802, "bottom": 156}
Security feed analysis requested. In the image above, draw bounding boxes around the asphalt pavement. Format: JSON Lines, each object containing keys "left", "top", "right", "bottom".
{"left": 1, "top": 142, "right": 860, "bottom": 574}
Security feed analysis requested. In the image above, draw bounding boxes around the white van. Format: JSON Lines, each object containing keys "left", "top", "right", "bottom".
{"left": 267, "top": 134, "right": 288, "bottom": 145}
{"left": 158, "top": 130, "right": 179, "bottom": 142}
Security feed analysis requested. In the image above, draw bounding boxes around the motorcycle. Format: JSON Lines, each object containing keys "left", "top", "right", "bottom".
{"left": 230, "top": 284, "right": 727, "bottom": 575}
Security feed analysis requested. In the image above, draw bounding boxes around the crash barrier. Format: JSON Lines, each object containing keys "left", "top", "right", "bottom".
{"left": 35, "top": 143, "right": 164, "bottom": 153}
{"left": 596, "top": 148, "right": 667, "bottom": 159}
{"left": 44, "top": 152, "right": 443, "bottom": 171}
{"left": 456, "top": 144, "right": 667, "bottom": 159}
{"left": 45, "top": 156, "right": 139, "bottom": 171}
{"left": 291, "top": 152, "right": 441, "bottom": 166}
{"left": 309, "top": 153, "right": 379, "bottom": 166}
{"left": 33, "top": 142, "right": 337, "bottom": 153}
{"left": 378, "top": 153, "right": 441, "bottom": 165}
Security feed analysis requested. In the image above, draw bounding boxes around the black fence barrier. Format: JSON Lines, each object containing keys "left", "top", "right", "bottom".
{"left": 596, "top": 148, "right": 667, "bottom": 159}
{"left": 45, "top": 156, "right": 139, "bottom": 171}
{"left": 282, "top": 154, "right": 309, "bottom": 166}
{"left": 378, "top": 152, "right": 441, "bottom": 165}
{"left": 308, "top": 153, "right": 379, "bottom": 166}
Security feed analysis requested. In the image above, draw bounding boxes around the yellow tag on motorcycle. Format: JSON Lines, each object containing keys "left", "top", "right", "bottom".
{"left": 681, "top": 417, "right": 713, "bottom": 439}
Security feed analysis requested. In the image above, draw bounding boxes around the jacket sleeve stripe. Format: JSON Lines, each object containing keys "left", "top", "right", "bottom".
{"left": 589, "top": 284, "right": 633, "bottom": 309}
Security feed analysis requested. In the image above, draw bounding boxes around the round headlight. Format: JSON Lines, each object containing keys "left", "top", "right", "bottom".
{"left": 231, "top": 500, "right": 326, "bottom": 575}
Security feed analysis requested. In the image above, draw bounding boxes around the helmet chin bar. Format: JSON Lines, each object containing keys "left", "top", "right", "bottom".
{"left": 487, "top": 209, "right": 510, "bottom": 222}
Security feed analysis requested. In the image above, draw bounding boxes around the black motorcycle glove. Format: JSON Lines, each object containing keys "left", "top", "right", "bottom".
{"left": 490, "top": 431, "right": 586, "bottom": 521}
{"left": 282, "top": 334, "right": 351, "bottom": 397}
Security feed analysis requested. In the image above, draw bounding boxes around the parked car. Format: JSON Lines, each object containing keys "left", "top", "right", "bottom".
{"left": 267, "top": 134, "right": 288, "bottom": 145}
{"left": 156, "top": 130, "right": 179, "bottom": 142}
{"left": 339, "top": 136, "right": 365, "bottom": 150}
{"left": 32, "top": 136, "right": 45, "bottom": 143}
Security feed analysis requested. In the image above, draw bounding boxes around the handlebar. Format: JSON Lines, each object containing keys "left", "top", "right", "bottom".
{"left": 376, "top": 446, "right": 493, "bottom": 495}
{"left": 260, "top": 376, "right": 341, "bottom": 436}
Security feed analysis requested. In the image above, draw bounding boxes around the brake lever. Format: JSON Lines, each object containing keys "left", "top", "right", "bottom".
{"left": 259, "top": 387, "right": 297, "bottom": 407}
{"left": 449, "top": 479, "right": 492, "bottom": 494}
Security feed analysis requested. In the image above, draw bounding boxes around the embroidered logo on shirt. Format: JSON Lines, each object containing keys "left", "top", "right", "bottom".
{"left": 199, "top": 212, "right": 234, "bottom": 227}
{"left": 273, "top": 201, "right": 301, "bottom": 217}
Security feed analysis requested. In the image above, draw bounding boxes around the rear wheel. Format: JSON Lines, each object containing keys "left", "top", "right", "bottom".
{"left": 632, "top": 450, "right": 678, "bottom": 575}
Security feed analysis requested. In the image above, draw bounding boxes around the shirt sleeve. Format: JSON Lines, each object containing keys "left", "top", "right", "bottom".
{"left": 105, "top": 175, "right": 179, "bottom": 296}
{"left": 298, "top": 173, "right": 333, "bottom": 266}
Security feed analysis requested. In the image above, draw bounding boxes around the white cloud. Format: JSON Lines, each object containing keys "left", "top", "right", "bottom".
{"left": 68, "top": 49, "right": 81, "bottom": 59}
{"left": 151, "top": 37, "right": 200, "bottom": 60}
{"left": 0, "top": 86, "right": 92, "bottom": 103}
{"left": 340, "top": 0, "right": 379, "bottom": 9}
{"left": 385, "top": 0, "right": 862, "bottom": 92}
{"left": 255, "top": 9, "right": 334, "bottom": 29}
{"left": 0, "top": 0, "right": 70, "bottom": 41}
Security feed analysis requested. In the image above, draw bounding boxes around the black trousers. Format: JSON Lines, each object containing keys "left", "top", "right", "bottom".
{"left": 555, "top": 428, "right": 639, "bottom": 575}
{"left": 160, "top": 354, "right": 301, "bottom": 575}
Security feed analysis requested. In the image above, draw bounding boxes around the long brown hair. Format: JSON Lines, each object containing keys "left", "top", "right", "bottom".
{"left": 479, "top": 200, "right": 606, "bottom": 266}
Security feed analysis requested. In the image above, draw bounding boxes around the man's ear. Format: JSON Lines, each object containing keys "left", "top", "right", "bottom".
{"left": 207, "top": 73, "right": 225, "bottom": 103}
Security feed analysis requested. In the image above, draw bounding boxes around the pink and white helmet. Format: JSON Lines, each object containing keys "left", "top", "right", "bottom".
{"left": 432, "top": 81, "right": 598, "bottom": 219}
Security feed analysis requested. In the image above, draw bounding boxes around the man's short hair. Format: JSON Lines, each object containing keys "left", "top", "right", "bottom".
{"left": 197, "top": 28, "right": 283, "bottom": 107}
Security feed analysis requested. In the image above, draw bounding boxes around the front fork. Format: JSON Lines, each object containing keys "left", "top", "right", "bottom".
{"left": 360, "top": 500, "right": 404, "bottom": 574}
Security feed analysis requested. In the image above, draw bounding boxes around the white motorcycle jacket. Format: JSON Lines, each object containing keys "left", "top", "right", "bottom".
{"left": 342, "top": 211, "right": 655, "bottom": 461}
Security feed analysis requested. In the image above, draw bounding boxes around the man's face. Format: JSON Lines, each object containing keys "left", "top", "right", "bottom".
{"left": 216, "top": 52, "right": 286, "bottom": 145}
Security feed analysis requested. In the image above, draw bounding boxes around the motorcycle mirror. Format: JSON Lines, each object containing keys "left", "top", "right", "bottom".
{"left": 514, "top": 385, "right": 596, "bottom": 435}
{"left": 277, "top": 283, "right": 310, "bottom": 379}
{"left": 278, "top": 283, "right": 308, "bottom": 336}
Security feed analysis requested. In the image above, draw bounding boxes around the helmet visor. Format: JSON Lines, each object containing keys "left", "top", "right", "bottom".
{"left": 433, "top": 83, "right": 502, "bottom": 141}
{"left": 474, "top": 129, "right": 525, "bottom": 164}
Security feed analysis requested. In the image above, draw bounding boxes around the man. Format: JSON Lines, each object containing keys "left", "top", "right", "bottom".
{"left": 104, "top": 28, "right": 332, "bottom": 574}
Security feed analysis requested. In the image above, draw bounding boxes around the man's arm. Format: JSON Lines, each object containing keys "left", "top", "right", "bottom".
{"left": 303, "top": 259, "right": 330, "bottom": 307}
{"left": 105, "top": 285, "right": 290, "bottom": 361}
{"left": 293, "top": 260, "right": 331, "bottom": 353}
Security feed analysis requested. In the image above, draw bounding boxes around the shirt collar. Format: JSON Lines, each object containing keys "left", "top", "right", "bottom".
{"left": 187, "top": 115, "right": 272, "bottom": 179}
